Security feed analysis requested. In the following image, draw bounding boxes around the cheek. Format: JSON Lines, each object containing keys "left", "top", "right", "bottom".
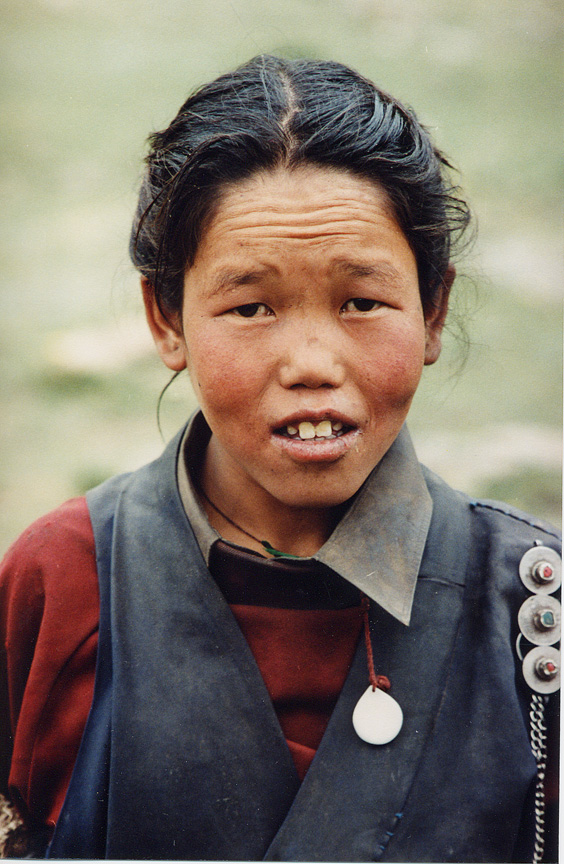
{"left": 357, "top": 324, "right": 426, "bottom": 406}
{"left": 185, "top": 330, "right": 264, "bottom": 415}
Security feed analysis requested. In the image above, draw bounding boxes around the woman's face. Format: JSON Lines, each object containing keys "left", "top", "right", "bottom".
{"left": 148, "top": 165, "right": 448, "bottom": 512}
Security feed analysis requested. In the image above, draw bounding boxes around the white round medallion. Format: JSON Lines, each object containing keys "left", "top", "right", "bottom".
{"left": 352, "top": 685, "right": 403, "bottom": 745}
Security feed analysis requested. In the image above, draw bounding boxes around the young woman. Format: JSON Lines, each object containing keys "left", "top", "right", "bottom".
{"left": 0, "top": 56, "right": 560, "bottom": 861}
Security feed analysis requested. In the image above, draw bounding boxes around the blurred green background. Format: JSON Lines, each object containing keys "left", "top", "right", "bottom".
{"left": 1, "top": 0, "right": 562, "bottom": 554}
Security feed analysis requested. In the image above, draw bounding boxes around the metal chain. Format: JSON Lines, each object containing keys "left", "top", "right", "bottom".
{"left": 529, "top": 693, "right": 548, "bottom": 864}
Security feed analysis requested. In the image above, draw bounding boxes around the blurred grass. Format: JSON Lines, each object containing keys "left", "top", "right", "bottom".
{"left": 480, "top": 466, "right": 562, "bottom": 523}
{"left": 1, "top": 0, "right": 562, "bottom": 553}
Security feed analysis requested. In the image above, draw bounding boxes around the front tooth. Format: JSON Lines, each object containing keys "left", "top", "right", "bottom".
{"left": 315, "top": 420, "right": 333, "bottom": 438}
{"left": 287, "top": 425, "right": 298, "bottom": 436}
{"left": 298, "top": 421, "right": 315, "bottom": 440}
{"left": 332, "top": 421, "right": 343, "bottom": 432}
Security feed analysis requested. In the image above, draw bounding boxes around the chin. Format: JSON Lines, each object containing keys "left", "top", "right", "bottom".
{"left": 270, "top": 475, "right": 367, "bottom": 511}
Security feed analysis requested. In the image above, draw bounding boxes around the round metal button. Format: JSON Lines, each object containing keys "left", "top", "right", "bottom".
{"left": 522, "top": 646, "right": 561, "bottom": 694}
{"left": 532, "top": 561, "right": 556, "bottom": 585}
{"left": 519, "top": 546, "right": 561, "bottom": 594}
{"left": 518, "top": 595, "right": 561, "bottom": 646}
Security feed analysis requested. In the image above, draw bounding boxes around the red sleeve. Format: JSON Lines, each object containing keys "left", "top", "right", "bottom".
{"left": 0, "top": 498, "right": 99, "bottom": 830}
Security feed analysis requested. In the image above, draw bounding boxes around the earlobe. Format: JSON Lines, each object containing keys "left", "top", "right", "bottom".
{"left": 141, "top": 278, "right": 188, "bottom": 372}
{"left": 423, "top": 264, "right": 455, "bottom": 366}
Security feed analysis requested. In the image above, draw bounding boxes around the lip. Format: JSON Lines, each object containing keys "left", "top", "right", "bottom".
{"left": 271, "top": 428, "right": 362, "bottom": 463}
{"left": 270, "top": 411, "right": 362, "bottom": 463}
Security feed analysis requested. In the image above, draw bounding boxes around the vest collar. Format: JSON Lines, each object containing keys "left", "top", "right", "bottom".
{"left": 177, "top": 411, "right": 432, "bottom": 625}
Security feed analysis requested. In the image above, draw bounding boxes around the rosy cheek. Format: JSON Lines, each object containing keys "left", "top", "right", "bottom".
{"left": 359, "top": 328, "right": 425, "bottom": 390}
{"left": 189, "top": 339, "right": 257, "bottom": 413}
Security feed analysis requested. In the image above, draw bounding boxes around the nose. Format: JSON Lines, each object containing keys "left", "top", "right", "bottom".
{"left": 278, "top": 322, "right": 346, "bottom": 390}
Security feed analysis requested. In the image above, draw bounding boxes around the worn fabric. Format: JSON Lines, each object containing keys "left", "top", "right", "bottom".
{"left": 1, "top": 419, "right": 560, "bottom": 860}
{"left": 41, "top": 427, "right": 560, "bottom": 862}
{"left": 0, "top": 508, "right": 364, "bottom": 830}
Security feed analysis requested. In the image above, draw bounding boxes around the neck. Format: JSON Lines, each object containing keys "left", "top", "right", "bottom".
{"left": 199, "top": 445, "right": 342, "bottom": 558}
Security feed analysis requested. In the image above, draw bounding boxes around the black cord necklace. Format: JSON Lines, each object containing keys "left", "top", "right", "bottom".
{"left": 197, "top": 484, "right": 301, "bottom": 558}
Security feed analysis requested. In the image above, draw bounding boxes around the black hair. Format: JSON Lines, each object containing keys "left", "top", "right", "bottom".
{"left": 130, "top": 55, "right": 471, "bottom": 318}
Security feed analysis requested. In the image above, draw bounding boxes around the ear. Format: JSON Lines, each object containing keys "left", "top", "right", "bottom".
{"left": 423, "top": 264, "right": 455, "bottom": 366}
{"left": 141, "top": 278, "right": 188, "bottom": 372}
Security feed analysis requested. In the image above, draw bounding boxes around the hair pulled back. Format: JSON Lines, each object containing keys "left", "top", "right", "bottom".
{"left": 130, "top": 55, "right": 471, "bottom": 317}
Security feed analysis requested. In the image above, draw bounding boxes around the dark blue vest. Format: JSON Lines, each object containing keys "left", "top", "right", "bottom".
{"left": 48, "top": 429, "right": 560, "bottom": 861}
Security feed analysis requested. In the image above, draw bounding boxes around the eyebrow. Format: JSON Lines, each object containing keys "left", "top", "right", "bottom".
{"left": 205, "top": 259, "right": 405, "bottom": 298}
{"left": 205, "top": 267, "right": 276, "bottom": 298}
{"left": 331, "top": 259, "right": 405, "bottom": 284}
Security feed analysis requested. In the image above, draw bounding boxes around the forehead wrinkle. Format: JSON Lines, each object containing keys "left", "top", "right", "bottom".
{"left": 212, "top": 197, "right": 385, "bottom": 233}
{"left": 212, "top": 222, "right": 383, "bottom": 246}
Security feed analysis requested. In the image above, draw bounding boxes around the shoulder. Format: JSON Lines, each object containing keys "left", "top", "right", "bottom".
{"left": 422, "top": 464, "right": 560, "bottom": 547}
{"left": 421, "top": 465, "right": 560, "bottom": 598}
{"left": 1, "top": 497, "right": 96, "bottom": 593}
{"left": 468, "top": 495, "right": 560, "bottom": 544}
{"left": 2, "top": 496, "right": 95, "bottom": 558}
{"left": 0, "top": 498, "right": 99, "bottom": 649}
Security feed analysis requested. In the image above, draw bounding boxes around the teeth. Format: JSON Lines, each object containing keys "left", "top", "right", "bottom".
{"left": 315, "top": 420, "right": 333, "bottom": 438}
{"left": 298, "top": 421, "right": 315, "bottom": 440}
{"left": 285, "top": 420, "right": 347, "bottom": 439}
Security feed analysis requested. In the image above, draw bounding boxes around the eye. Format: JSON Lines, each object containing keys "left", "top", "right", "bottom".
{"left": 341, "top": 298, "right": 383, "bottom": 313}
{"left": 231, "top": 303, "right": 272, "bottom": 318}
